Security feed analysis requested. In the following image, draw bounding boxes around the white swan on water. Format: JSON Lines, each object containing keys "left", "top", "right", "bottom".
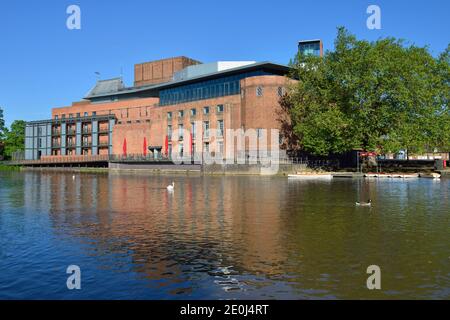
{"left": 167, "top": 182, "right": 175, "bottom": 191}
{"left": 356, "top": 199, "right": 372, "bottom": 207}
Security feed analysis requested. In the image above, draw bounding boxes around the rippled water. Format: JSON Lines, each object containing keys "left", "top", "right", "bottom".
{"left": 0, "top": 171, "right": 449, "bottom": 299}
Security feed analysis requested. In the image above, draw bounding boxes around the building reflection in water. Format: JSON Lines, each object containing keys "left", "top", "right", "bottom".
{"left": 18, "top": 171, "right": 450, "bottom": 299}
{"left": 25, "top": 172, "right": 288, "bottom": 295}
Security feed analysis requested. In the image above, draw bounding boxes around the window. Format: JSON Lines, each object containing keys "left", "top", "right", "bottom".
{"left": 217, "top": 105, "right": 224, "bottom": 113}
{"left": 178, "top": 110, "right": 184, "bottom": 118}
{"left": 190, "top": 108, "right": 197, "bottom": 116}
{"left": 92, "top": 111, "right": 97, "bottom": 116}
{"left": 256, "top": 86, "right": 263, "bottom": 97}
{"left": 277, "top": 87, "right": 285, "bottom": 97}
{"left": 62, "top": 114, "right": 66, "bottom": 119}
{"left": 217, "top": 120, "right": 224, "bottom": 137}
{"left": 257, "top": 128, "right": 264, "bottom": 138}
{"left": 203, "top": 106, "right": 209, "bottom": 115}
{"left": 167, "top": 125, "right": 172, "bottom": 139}
{"left": 55, "top": 115, "right": 59, "bottom": 120}
{"left": 38, "top": 138, "right": 42, "bottom": 148}
{"left": 167, "top": 112, "right": 172, "bottom": 120}
{"left": 76, "top": 113, "right": 80, "bottom": 118}
{"left": 178, "top": 124, "right": 184, "bottom": 140}
{"left": 191, "top": 122, "right": 196, "bottom": 139}
{"left": 38, "top": 127, "right": 43, "bottom": 135}
{"left": 203, "top": 142, "right": 209, "bottom": 152}
{"left": 158, "top": 71, "right": 270, "bottom": 106}
{"left": 84, "top": 112, "right": 88, "bottom": 117}
{"left": 203, "top": 121, "right": 209, "bottom": 138}
{"left": 69, "top": 113, "right": 73, "bottom": 118}
{"left": 217, "top": 141, "right": 224, "bottom": 154}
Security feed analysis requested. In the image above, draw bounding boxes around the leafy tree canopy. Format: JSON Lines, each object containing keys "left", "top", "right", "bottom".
{"left": 4, "top": 120, "right": 26, "bottom": 159}
{"left": 281, "top": 27, "right": 450, "bottom": 156}
{"left": 0, "top": 107, "right": 7, "bottom": 141}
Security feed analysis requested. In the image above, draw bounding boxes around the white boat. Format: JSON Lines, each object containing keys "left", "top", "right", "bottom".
{"left": 364, "top": 173, "right": 419, "bottom": 179}
{"left": 419, "top": 173, "right": 441, "bottom": 179}
{"left": 288, "top": 173, "right": 332, "bottom": 180}
{"left": 401, "top": 174, "right": 419, "bottom": 179}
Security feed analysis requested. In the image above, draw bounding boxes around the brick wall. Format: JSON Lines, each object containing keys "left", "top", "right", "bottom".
{"left": 49, "top": 75, "right": 292, "bottom": 158}
{"left": 134, "top": 56, "right": 201, "bottom": 87}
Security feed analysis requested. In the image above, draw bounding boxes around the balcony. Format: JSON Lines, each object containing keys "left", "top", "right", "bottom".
{"left": 98, "top": 142, "right": 109, "bottom": 147}
{"left": 52, "top": 130, "right": 61, "bottom": 136}
{"left": 66, "top": 142, "right": 76, "bottom": 148}
{"left": 98, "top": 128, "right": 109, "bottom": 134}
{"left": 82, "top": 128, "right": 92, "bottom": 135}
{"left": 52, "top": 143, "right": 61, "bottom": 148}
{"left": 82, "top": 142, "right": 92, "bottom": 148}
{"left": 66, "top": 129, "right": 76, "bottom": 135}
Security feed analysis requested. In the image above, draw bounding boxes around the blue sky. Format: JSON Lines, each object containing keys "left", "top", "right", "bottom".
{"left": 0, "top": 0, "right": 449, "bottom": 126}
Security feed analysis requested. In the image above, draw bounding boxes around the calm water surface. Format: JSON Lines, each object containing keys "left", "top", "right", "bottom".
{"left": 0, "top": 171, "right": 449, "bottom": 299}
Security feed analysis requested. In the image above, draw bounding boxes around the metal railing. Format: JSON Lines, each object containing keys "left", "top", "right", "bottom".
{"left": 11, "top": 154, "right": 110, "bottom": 165}
{"left": 284, "top": 157, "right": 340, "bottom": 168}
{"left": 109, "top": 154, "right": 171, "bottom": 162}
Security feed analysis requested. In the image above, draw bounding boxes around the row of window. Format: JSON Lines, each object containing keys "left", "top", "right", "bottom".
{"left": 169, "top": 141, "right": 224, "bottom": 156}
{"left": 167, "top": 120, "right": 224, "bottom": 140}
{"left": 167, "top": 105, "right": 224, "bottom": 120}
{"left": 54, "top": 112, "right": 98, "bottom": 120}
{"left": 159, "top": 71, "right": 270, "bottom": 106}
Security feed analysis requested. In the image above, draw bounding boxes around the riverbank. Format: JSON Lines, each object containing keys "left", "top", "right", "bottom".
{"left": 0, "top": 163, "right": 21, "bottom": 171}
{"left": 20, "top": 163, "right": 308, "bottom": 176}
{"left": 7, "top": 161, "right": 448, "bottom": 177}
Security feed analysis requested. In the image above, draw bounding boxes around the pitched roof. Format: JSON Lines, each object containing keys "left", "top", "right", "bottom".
{"left": 85, "top": 77, "right": 125, "bottom": 98}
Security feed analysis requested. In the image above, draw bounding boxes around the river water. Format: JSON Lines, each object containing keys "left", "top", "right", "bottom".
{"left": 0, "top": 171, "right": 449, "bottom": 299}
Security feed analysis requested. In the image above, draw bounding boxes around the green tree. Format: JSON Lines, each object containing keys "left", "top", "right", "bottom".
{"left": 0, "top": 107, "right": 6, "bottom": 159}
{"left": 281, "top": 27, "right": 450, "bottom": 156}
{"left": 4, "top": 120, "right": 26, "bottom": 159}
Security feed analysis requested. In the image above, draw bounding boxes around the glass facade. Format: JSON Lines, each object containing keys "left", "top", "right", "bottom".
{"left": 298, "top": 41, "right": 321, "bottom": 57}
{"left": 159, "top": 70, "right": 271, "bottom": 106}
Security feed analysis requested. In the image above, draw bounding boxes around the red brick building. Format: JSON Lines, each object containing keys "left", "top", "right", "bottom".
{"left": 25, "top": 57, "right": 293, "bottom": 161}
